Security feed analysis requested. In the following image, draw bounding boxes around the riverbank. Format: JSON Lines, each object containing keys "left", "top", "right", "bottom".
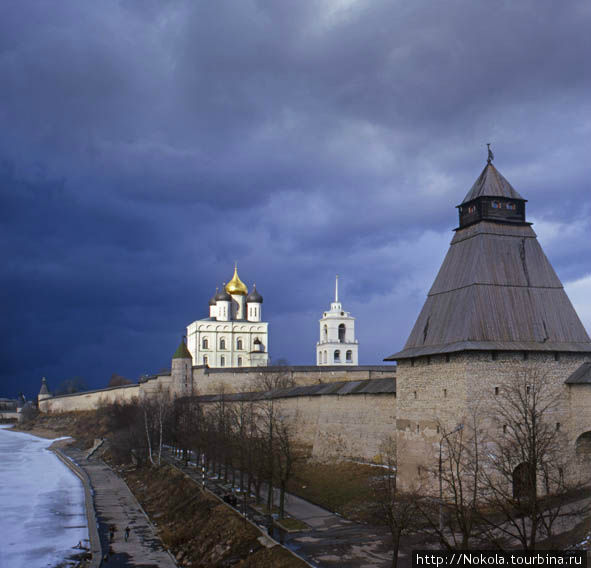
{"left": 0, "top": 426, "right": 89, "bottom": 568}
{"left": 49, "top": 440, "right": 102, "bottom": 568}
{"left": 13, "top": 413, "right": 309, "bottom": 567}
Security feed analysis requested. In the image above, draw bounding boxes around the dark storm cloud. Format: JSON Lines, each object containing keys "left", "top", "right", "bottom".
{"left": 1, "top": 1, "right": 590, "bottom": 397}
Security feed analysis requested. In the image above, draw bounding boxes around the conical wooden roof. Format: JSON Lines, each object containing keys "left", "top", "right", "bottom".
{"left": 173, "top": 338, "right": 192, "bottom": 359}
{"left": 461, "top": 162, "right": 525, "bottom": 203}
{"left": 387, "top": 166, "right": 591, "bottom": 360}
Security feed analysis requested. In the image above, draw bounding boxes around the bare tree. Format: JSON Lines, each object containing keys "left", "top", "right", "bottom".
{"left": 260, "top": 398, "right": 276, "bottom": 512}
{"left": 230, "top": 396, "right": 256, "bottom": 493}
{"left": 54, "top": 376, "right": 88, "bottom": 395}
{"left": 141, "top": 386, "right": 172, "bottom": 466}
{"left": 415, "top": 412, "right": 487, "bottom": 550}
{"left": 107, "top": 373, "right": 133, "bottom": 387}
{"left": 250, "top": 368, "right": 295, "bottom": 392}
{"left": 273, "top": 410, "right": 301, "bottom": 519}
{"left": 480, "top": 368, "right": 589, "bottom": 549}
{"left": 371, "top": 436, "right": 421, "bottom": 568}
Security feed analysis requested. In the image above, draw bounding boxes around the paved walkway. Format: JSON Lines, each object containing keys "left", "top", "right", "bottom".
{"left": 61, "top": 444, "right": 177, "bottom": 568}
{"left": 170, "top": 455, "right": 395, "bottom": 567}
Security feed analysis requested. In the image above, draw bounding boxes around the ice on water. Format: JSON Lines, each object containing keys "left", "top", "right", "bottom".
{"left": 0, "top": 425, "right": 88, "bottom": 568}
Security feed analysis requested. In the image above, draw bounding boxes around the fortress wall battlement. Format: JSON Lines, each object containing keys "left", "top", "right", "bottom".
{"left": 38, "top": 365, "right": 395, "bottom": 412}
{"left": 193, "top": 365, "right": 395, "bottom": 394}
{"left": 39, "top": 384, "right": 141, "bottom": 413}
{"left": 38, "top": 370, "right": 397, "bottom": 463}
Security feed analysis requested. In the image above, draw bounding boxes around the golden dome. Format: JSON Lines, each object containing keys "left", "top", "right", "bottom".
{"left": 225, "top": 265, "right": 248, "bottom": 295}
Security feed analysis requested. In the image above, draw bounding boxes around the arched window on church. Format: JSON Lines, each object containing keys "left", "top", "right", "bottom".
{"left": 237, "top": 338, "right": 243, "bottom": 350}
{"left": 220, "top": 355, "right": 225, "bottom": 367}
{"left": 202, "top": 337, "right": 208, "bottom": 349}
{"left": 203, "top": 355, "right": 208, "bottom": 366}
{"left": 338, "top": 324, "right": 346, "bottom": 343}
{"left": 346, "top": 350, "right": 352, "bottom": 362}
{"left": 220, "top": 338, "right": 226, "bottom": 350}
{"left": 237, "top": 356, "right": 243, "bottom": 367}
{"left": 334, "top": 350, "right": 340, "bottom": 363}
{"left": 323, "top": 324, "right": 328, "bottom": 341}
{"left": 323, "top": 351, "right": 327, "bottom": 364}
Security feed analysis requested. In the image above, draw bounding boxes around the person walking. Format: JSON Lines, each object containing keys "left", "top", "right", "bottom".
{"left": 124, "top": 526, "right": 130, "bottom": 542}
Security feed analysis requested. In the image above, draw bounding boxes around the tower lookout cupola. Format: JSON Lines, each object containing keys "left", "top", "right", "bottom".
{"left": 386, "top": 155, "right": 591, "bottom": 361}
{"left": 457, "top": 160, "right": 528, "bottom": 230}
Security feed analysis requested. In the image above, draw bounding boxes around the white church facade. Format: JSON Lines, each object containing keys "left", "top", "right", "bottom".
{"left": 316, "top": 276, "right": 359, "bottom": 365}
{"left": 187, "top": 266, "right": 269, "bottom": 368}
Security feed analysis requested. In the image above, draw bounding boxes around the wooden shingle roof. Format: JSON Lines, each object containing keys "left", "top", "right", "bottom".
{"left": 387, "top": 167, "right": 591, "bottom": 360}
{"left": 565, "top": 362, "right": 591, "bottom": 385}
{"left": 461, "top": 162, "right": 525, "bottom": 204}
{"left": 172, "top": 339, "right": 192, "bottom": 359}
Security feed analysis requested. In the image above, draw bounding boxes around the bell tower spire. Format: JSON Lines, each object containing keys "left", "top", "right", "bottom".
{"left": 317, "top": 276, "right": 358, "bottom": 366}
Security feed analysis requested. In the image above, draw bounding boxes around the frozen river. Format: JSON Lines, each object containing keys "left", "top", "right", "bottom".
{"left": 0, "top": 425, "right": 88, "bottom": 568}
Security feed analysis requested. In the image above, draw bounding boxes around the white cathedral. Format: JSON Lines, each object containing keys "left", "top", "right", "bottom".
{"left": 187, "top": 266, "right": 269, "bottom": 368}
{"left": 316, "top": 276, "right": 359, "bottom": 365}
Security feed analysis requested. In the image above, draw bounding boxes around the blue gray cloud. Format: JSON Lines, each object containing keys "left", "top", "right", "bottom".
{"left": 1, "top": 0, "right": 590, "bottom": 397}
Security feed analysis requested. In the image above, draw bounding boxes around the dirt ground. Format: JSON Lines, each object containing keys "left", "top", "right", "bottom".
{"left": 15, "top": 410, "right": 591, "bottom": 564}
{"left": 118, "top": 463, "right": 306, "bottom": 567}
{"left": 16, "top": 411, "right": 307, "bottom": 567}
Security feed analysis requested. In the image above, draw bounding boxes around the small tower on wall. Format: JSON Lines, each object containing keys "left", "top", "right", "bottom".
{"left": 316, "top": 275, "right": 359, "bottom": 365}
{"left": 171, "top": 337, "right": 193, "bottom": 396}
{"left": 38, "top": 377, "right": 52, "bottom": 404}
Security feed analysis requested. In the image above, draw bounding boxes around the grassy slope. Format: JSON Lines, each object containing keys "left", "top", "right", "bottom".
{"left": 287, "top": 460, "right": 380, "bottom": 522}
{"left": 120, "top": 464, "right": 304, "bottom": 567}
{"left": 18, "top": 412, "right": 306, "bottom": 567}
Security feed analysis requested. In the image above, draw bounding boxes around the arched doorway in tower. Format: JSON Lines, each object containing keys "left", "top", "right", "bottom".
{"left": 512, "top": 462, "right": 535, "bottom": 500}
{"left": 575, "top": 431, "right": 591, "bottom": 463}
{"left": 338, "top": 323, "right": 346, "bottom": 343}
{"left": 334, "top": 350, "right": 341, "bottom": 363}
{"left": 323, "top": 324, "right": 328, "bottom": 341}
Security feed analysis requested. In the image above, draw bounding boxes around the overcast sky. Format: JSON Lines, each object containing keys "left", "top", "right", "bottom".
{"left": 2, "top": 1, "right": 591, "bottom": 397}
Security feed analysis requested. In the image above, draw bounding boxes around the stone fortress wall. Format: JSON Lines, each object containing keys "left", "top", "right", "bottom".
{"left": 395, "top": 352, "right": 591, "bottom": 487}
{"left": 38, "top": 365, "right": 397, "bottom": 462}
{"left": 268, "top": 391, "right": 397, "bottom": 462}
{"left": 39, "top": 383, "right": 141, "bottom": 413}
{"left": 195, "top": 364, "right": 395, "bottom": 393}
{"left": 36, "top": 161, "right": 591, "bottom": 483}
{"left": 36, "top": 354, "right": 591, "bottom": 469}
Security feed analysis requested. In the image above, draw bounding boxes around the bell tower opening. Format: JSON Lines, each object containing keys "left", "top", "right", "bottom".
{"left": 316, "top": 275, "right": 358, "bottom": 366}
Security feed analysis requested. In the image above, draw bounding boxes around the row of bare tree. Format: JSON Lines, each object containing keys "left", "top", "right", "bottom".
{"left": 372, "top": 369, "right": 590, "bottom": 567}
{"left": 98, "top": 380, "right": 301, "bottom": 519}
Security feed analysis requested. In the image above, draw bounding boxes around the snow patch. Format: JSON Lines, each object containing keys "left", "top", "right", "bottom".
{"left": 0, "top": 428, "right": 88, "bottom": 568}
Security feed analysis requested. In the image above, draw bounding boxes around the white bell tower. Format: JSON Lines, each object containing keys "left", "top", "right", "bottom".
{"left": 316, "top": 275, "right": 358, "bottom": 366}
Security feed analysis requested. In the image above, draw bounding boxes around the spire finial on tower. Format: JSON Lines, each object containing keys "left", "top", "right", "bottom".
{"left": 487, "top": 143, "right": 494, "bottom": 164}
{"left": 335, "top": 274, "right": 339, "bottom": 303}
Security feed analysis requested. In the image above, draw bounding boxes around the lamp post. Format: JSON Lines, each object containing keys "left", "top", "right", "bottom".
{"left": 439, "top": 423, "right": 464, "bottom": 533}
